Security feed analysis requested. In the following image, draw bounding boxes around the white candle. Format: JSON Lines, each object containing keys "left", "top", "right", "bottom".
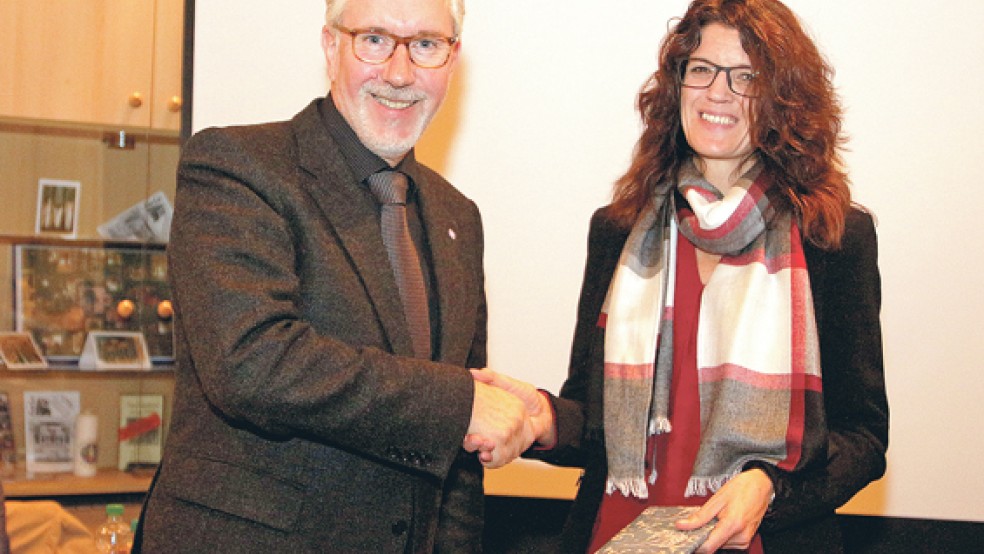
{"left": 74, "top": 412, "right": 98, "bottom": 477}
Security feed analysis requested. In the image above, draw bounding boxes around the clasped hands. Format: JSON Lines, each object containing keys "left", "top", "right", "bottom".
{"left": 462, "top": 368, "right": 557, "bottom": 468}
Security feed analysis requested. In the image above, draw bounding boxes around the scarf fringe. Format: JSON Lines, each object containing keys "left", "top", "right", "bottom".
{"left": 649, "top": 416, "right": 672, "bottom": 435}
{"left": 606, "top": 477, "right": 649, "bottom": 500}
{"left": 684, "top": 470, "right": 740, "bottom": 498}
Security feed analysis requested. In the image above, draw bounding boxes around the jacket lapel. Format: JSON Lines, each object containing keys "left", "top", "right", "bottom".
{"left": 414, "top": 172, "right": 477, "bottom": 365}
{"left": 291, "top": 101, "right": 415, "bottom": 357}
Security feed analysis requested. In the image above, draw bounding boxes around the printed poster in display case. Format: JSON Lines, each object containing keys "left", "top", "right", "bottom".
{"left": 23, "top": 390, "right": 80, "bottom": 474}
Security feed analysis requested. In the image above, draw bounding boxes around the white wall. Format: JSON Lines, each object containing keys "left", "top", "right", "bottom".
{"left": 193, "top": 0, "right": 984, "bottom": 522}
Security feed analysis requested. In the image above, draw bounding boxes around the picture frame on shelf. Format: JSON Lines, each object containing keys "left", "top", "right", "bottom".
{"left": 79, "top": 331, "right": 152, "bottom": 370}
{"left": 14, "top": 242, "right": 174, "bottom": 365}
{"left": 23, "top": 390, "right": 80, "bottom": 474}
{"left": 118, "top": 394, "right": 164, "bottom": 470}
{"left": 0, "top": 332, "right": 47, "bottom": 369}
{"left": 35, "top": 179, "right": 81, "bottom": 238}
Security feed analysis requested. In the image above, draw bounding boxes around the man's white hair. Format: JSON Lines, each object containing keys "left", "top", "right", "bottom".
{"left": 325, "top": 0, "right": 465, "bottom": 36}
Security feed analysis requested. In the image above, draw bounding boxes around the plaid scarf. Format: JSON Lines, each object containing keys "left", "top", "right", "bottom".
{"left": 602, "top": 161, "right": 824, "bottom": 499}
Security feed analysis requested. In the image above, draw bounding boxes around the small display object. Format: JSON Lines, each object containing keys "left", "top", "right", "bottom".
{"left": 79, "top": 331, "right": 152, "bottom": 370}
{"left": 36, "top": 178, "right": 81, "bottom": 238}
{"left": 118, "top": 394, "right": 164, "bottom": 470}
{"left": 15, "top": 242, "right": 173, "bottom": 365}
{"left": 97, "top": 190, "right": 174, "bottom": 242}
{"left": 73, "top": 412, "right": 99, "bottom": 477}
{"left": 598, "top": 506, "right": 716, "bottom": 554}
{"left": 0, "top": 392, "right": 16, "bottom": 475}
{"left": 0, "top": 332, "right": 48, "bottom": 369}
{"left": 23, "top": 390, "right": 80, "bottom": 474}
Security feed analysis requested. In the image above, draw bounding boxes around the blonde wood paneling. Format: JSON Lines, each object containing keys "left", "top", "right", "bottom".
{"left": 0, "top": 0, "right": 155, "bottom": 128}
{"left": 484, "top": 459, "right": 582, "bottom": 500}
{"left": 3, "top": 468, "right": 153, "bottom": 498}
{"left": 151, "top": 0, "right": 186, "bottom": 132}
{"left": 0, "top": 0, "right": 184, "bottom": 132}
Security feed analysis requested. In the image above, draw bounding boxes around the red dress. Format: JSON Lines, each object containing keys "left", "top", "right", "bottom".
{"left": 587, "top": 238, "right": 764, "bottom": 553}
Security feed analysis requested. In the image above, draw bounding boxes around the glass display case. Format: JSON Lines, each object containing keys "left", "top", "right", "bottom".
{"left": 0, "top": 0, "right": 187, "bottom": 499}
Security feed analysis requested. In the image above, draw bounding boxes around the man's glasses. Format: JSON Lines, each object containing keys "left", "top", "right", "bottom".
{"left": 679, "top": 57, "right": 759, "bottom": 97}
{"left": 334, "top": 25, "right": 457, "bottom": 69}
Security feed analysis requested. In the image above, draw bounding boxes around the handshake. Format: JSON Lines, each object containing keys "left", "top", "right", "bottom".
{"left": 462, "top": 368, "right": 558, "bottom": 468}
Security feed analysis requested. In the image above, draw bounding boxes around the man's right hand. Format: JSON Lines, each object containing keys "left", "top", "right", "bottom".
{"left": 463, "top": 380, "right": 535, "bottom": 468}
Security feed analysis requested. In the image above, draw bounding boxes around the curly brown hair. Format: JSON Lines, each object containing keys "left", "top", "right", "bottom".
{"left": 610, "top": 0, "right": 851, "bottom": 249}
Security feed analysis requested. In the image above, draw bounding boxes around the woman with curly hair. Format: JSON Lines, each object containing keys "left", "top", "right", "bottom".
{"left": 473, "top": 0, "right": 888, "bottom": 551}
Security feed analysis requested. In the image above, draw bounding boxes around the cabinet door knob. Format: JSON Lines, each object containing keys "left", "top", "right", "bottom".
{"left": 167, "top": 96, "right": 183, "bottom": 112}
{"left": 128, "top": 92, "right": 144, "bottom": 108}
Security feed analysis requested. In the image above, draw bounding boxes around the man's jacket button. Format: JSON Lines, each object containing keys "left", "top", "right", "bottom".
{"left": 391, "top": 520, "right": 409, "bottom": 536}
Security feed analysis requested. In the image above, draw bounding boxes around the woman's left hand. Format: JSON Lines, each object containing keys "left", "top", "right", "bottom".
{"left": 675, "top": 468, "right": 774, "bottom": 553}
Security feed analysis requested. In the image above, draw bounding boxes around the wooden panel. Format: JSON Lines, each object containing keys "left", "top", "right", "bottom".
{"left": 484, "top": 459, "right": 582, "bottom": 500}
{"left": 151, "top": 0, "right": 186, "bottom": 131}
{"left": 0, "top": 0, "right": 156, "bottom": 127}
{"left": 3, "top": 467, "right": 153, "bottom": 498}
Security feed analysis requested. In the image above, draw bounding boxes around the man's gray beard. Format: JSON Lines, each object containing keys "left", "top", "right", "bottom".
{"left": 354, "top": 84, "right": 431, "bottom": 162}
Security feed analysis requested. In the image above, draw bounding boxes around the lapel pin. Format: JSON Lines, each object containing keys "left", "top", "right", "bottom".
{"left": 448, "top": 228, "right": 457, "bottom": 240}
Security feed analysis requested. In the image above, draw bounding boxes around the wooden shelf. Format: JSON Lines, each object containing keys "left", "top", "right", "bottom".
{"left": 0, "top": 116, "right": 181, "bottom": 141}
{"left": 1, "top": 365, "right": 174, "bottom": 375}
{"left": 1, "top": 460, "right": 579, "bottom": 502}
{"left": 2, "top": 460, "right": 580, "bottom": 500}
{"left": 2, "top": 467, "right": 154, "bottom": 498}
{"left": 0, "top": 233, "right": 168, "bottom": 249}
{"left": 484, "top": 459, "right": 582, "bottom": 500}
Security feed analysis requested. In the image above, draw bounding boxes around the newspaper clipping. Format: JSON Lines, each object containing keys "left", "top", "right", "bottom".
{"left": 24, "top": 390, "right": 80, "bottom": 474}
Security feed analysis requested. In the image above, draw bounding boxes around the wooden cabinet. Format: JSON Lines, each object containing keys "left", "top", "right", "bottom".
{"left": 0, "top": 0, "right": 184, "bottom": 132}
{"left": 151, "top": 0, "right": 186, "bottom": 132}
{"left": 0, "top": 0, "right": 185, "bottom": 503}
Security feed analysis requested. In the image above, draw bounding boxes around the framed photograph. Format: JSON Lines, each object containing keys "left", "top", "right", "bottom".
{"left": 36, "top": 179, "right": 81, "bottom": 238}
{"left": 24, "top": 390, "right": 80, "bottom": 474}
{"left": 79, "top": 331, "right": 152, "bottom": 370}
{"left": 14, "top": 242, "right": 173, "bottom": 364}
{"left": 0, "top": 332, "right": 48, "bottom": 369}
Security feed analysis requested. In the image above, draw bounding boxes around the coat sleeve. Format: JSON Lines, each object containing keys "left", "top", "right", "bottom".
{"left": 755, "top": 209, "right": 890, "bottom": 532}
